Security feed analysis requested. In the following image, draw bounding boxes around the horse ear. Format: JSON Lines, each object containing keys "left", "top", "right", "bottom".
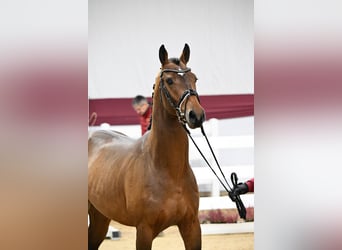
{"left": 180, "top": 43, "right": 190, "bottom": 64}
{"left": 159, "top": 44, "right": 169, "bottom": 65}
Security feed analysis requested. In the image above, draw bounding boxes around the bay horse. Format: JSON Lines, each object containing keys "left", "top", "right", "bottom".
{"left": 88, "top": 44, "right": 205, "bottom": 250}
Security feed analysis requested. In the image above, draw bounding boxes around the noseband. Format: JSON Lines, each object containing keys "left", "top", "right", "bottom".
{"left": 159, "top": 67, "right": 199, "bottom": 125}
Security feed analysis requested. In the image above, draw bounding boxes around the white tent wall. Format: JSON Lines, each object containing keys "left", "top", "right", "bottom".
{"left": 89, "top": 0, "right": 254, "bottom": 99}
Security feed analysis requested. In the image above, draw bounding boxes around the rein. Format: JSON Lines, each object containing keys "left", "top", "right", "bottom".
{"left": 182, "top": 125, "right": 247, "bottom": 220}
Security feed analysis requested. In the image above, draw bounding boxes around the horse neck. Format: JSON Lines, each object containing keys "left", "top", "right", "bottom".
{"left": 148, "top": 94, "right": 189, "bottom": 172}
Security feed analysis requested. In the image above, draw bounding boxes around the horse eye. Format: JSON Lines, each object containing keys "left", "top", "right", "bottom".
{"left": 166, "top": 78, "right": 173, "bottom": 85}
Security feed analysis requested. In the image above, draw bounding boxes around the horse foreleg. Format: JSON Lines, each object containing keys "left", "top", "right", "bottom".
{"left": 88, "top": 202, "right": 111, "bottom": 250}
{"left": 136, "top": 224, "right": 154, "bottom": 250}
{"left": 178, "top": 217, "right": 202, "bottom": 250}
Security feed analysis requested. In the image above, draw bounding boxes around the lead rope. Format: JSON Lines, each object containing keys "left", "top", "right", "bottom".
{"left": 182, "top": 124, "right": 247, "bottom": 219}
{"left": 200, "top": 126, "right": 232, "bottom": 190}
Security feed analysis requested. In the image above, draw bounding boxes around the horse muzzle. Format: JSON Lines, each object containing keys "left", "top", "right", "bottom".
{"left": 186, "top": 108, "right": 205, "bottom": 129}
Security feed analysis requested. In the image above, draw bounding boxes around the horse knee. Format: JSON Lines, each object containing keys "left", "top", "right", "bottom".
{"left": 88, "top": 222, "right": 110, "bottom": 250}
{"left": 88, "top": 204, "right": 110, "bottom": 250}
{"left": 178, "top": 219, "right": 202, "bottom": 250}
{"left": 136, "top": 225, "right": 154, "bottom": 250}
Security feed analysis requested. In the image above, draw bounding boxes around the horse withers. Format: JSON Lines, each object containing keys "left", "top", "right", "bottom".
{"left": 88, "top": 44, "right": 205, "bottom": 250}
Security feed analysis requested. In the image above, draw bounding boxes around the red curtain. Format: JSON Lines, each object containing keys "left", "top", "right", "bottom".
{"left": 89, "top": 94, "right": 253, "bottom": 126}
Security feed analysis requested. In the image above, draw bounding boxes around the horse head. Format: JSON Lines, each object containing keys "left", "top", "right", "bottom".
{"left": 157, "top": 43, "right": 205, "bottom": 129}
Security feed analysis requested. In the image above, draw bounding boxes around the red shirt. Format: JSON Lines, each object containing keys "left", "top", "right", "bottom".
{"left": 139, "top": 105, "right": 152, "bottom": 135}
{"left": 246, "top": 178, "right": 254, "bottom": 192}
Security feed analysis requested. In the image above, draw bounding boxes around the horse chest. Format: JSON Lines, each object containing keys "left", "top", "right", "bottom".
{"left": 148, "top": 183, "right": 195, "bottom": 216}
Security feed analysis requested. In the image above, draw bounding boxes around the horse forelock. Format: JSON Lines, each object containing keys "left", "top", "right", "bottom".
{"left": 169, "top": 57, "right": 180, "bottom": 66}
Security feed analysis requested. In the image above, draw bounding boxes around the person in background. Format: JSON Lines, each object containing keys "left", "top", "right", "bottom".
{"left": 230, "top": 178, "right": 254, "bottom": 197}
{"left": 132, "top": 95, "right": 152, "bottom": 135}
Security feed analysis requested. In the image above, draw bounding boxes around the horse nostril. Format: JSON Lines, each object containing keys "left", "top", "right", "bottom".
{"left": 189, "top": 110, "right": 196, "bottom": 122}
{"left": 189, "top": 110, "right": 205, "bottom": 126}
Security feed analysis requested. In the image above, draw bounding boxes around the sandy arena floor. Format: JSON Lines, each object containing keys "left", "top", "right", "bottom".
{"left": 99, "top": 221, "right": 254, "bottom": 250}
